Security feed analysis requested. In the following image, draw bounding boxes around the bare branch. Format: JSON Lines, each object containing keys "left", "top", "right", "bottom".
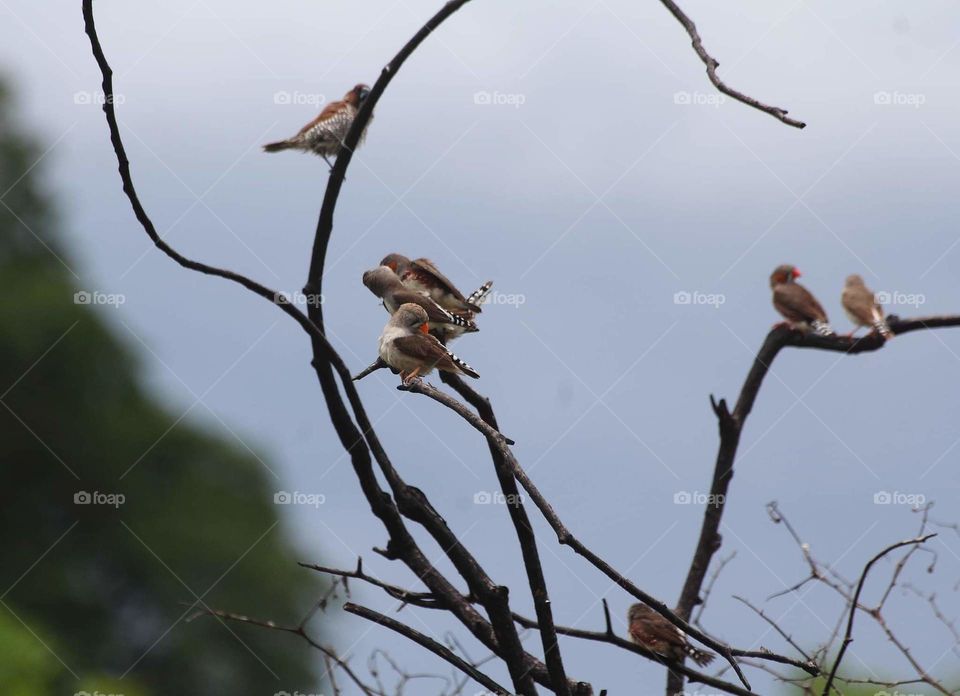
{"left": 657, "top": 0, "right": 806, "bottom": 128}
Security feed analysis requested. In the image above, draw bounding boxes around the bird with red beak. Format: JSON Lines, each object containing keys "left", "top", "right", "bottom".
{"left": 378, "top": 304, "right": 480, "bottom": 384}
{"left": 769, "top": 264, "right": 833, "bottom": 336}
{"left": 263, "top": 83, "right": 372, "bottom": 167}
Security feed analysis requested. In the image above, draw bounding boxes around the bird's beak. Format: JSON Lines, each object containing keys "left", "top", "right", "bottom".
{"left": 419, "top": 323, "right": 430, "bottom": 335}
{"left": 792, "top": 268, "right": 802, "bottom": 278}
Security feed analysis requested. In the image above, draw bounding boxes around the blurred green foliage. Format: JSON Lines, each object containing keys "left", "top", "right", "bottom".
{"left": 0, "top": 82, "right": 322, "bottom": 694}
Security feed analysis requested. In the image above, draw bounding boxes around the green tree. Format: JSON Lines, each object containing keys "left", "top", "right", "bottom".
{"left": 0, "top": 81, "right": 322, "bottom": 695}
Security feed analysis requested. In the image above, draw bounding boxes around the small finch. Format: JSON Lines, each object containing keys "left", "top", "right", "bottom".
{"left": 380, "top": 252, "right": 492, "bottom": 315}
{"left": 627, "top": 603, "right": 715, "bottom": 667}
{"left": 841, "top": 274, "right": 893, "bottom": 340}
{"left": 378, "top": 303, "right": 480, "bottom": 383}
{"left": 263, "top": 83, "right": 372, "bottom": 167}
{"left": 769, "top": 264, "right": 833, "bottom": 336}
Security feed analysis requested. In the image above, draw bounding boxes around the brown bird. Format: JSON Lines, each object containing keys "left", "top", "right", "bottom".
{"left": 627, "top": 603, "right": 715, "bottom": 667}
{"left": 263, "top": 84, "right": 372, "bottom": 167}
{"left": 363, "top": 266, "right": 477, "bottom": 343}
{"left": 842, "top": 274, "right": 893, "bottom": 340}
{"left": 380, "top": 253, "right": 492, "bottom": 315}
{"left": 378, "top": 304, "right": 479, "bottom": 383}
{"left": 770, "top": 264, "right": 833, "bottom": 336}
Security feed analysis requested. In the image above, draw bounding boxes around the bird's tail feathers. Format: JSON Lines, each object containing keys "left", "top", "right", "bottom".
{"left": 687, "top": 645, "right": 715, "bottom": 667}
{"left": 263, "top": 139, "right": 295, "bottom": 153}
{"left": 812, "top": 320, "right": 834, "bottom": 337}
{"left": 873, "top": 318, "right": 894, "bottom": 340}
{"left": 446, "top": 349, "right": 479, "bottom": 379}
{"left": 466, "top": 281, "right": 494, "bottom": 311}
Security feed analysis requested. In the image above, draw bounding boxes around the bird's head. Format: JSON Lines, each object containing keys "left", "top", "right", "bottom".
{"left": 362, "top": 265, "right": 401, "bottom": 297}
{"left": 770, "top": 264, "right": 800, "bottom": 288}
{"left": 394, "top": 303, "right": 430, "bottom": 333}
{"left": 845, "top": 274, "right": 865, "bottom": 287}
{"left": 350, "top": 83, "right": 372, "bottom": 105}
{"left": 380, "top": 253, "right": 412, "bottom": 275}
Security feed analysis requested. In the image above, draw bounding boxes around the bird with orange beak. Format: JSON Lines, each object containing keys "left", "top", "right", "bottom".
{"left": 769, "top": 264, "right": 833, "bottom": 336}
{"left": 363, "top": 265, "right": 477, "bottom": 343}
{"left": 378, "top": 304, "right": 480, "bottom": 384}
{"left": 263, "top": 83, "right": 372, "bottom": 167}
{"left": 380, "top": 253, "right": 493, "bottom": 315}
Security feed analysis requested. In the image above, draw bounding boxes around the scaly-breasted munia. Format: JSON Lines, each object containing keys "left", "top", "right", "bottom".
{"left": 627, "top": 603, "right": 715, "bottom": 667}
{"left": 263, "top": 84, "right": 372, "bottom": 167}
{"left": 770, "top": 264, "right": 833, "bottom": 336}
{"left": 378, "top": 303, "right": 480, "bottom": 383}
{"left": 842, "top": 274, "right": 893, "bottom": 340}
{"left": 363, "top": 266, "right": 477, "bottom": 343}
{"left": 380, "top": 253, "right": 492, "bottom": 315}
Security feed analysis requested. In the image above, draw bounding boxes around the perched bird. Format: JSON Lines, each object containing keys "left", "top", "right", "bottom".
{"left": 380, "top": 253, "right": 492, "bottom": 315}
{"left": 770, "top": 264, "right": 833, "bottom": 336}
{"left": 378, "top": 304, "right": 479, "bottom": 383}
{"left": 263, "top": 84, "right": 372, "bottom": 167}
{"left": 627, "top": 603, "right": 715, "bottom": 667}
{"left": 842, "top": 274, "right": 893, "bottom": 340}
{"left": 363, "top": 266, "right": 477, "bottom": 343}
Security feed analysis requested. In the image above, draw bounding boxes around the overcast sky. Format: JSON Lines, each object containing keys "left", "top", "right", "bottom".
{"left": 3, "top": 0, "right": 960, "bottom": 693}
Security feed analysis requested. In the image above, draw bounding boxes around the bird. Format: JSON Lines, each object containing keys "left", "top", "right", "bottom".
{"left": 769, "top": 264, "right": 833, "bottom": 336}
{"left": 842, "top": 274, "right": 893, "bottom": 340}
{"left": 378, "top": 304, "right": 479, "bottom": 383}
{"left": 380, "top": 253, "right": 492, "bottom": 315}
{"left": 263, "top": 84, "right": 372, "bottom": 167}
{"left": 627, "top": 603, "right": 715, "bottom": 667}
{"left": 363, "top": 265, "right": 477, "bottom": 343}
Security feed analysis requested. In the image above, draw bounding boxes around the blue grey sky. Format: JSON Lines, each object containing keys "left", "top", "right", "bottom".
{"left": 3, "top": 0, "right": 960, "bottom": 693}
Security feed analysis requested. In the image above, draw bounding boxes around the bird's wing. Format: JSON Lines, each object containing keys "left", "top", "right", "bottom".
{"left": 392, "top": 289, "right": 457, "bottom": 324}
{"left": 297, "top": 100, "right": 351, "bottom": 137}
{"left": 391, "top": 335, "right": 479, "bottom": 378}
{"left": 774, "top": 283, "right": 829, "bottom": 323}
{"left": 410, "top": 258, "right": 467, "bottom": 302}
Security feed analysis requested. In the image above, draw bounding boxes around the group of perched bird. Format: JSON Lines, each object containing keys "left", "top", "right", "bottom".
{"left": 771, "top": 264, "right": 894, "bottom": 340}
{"left": 263, "top": 84, "right": 904, "bottom": 668}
